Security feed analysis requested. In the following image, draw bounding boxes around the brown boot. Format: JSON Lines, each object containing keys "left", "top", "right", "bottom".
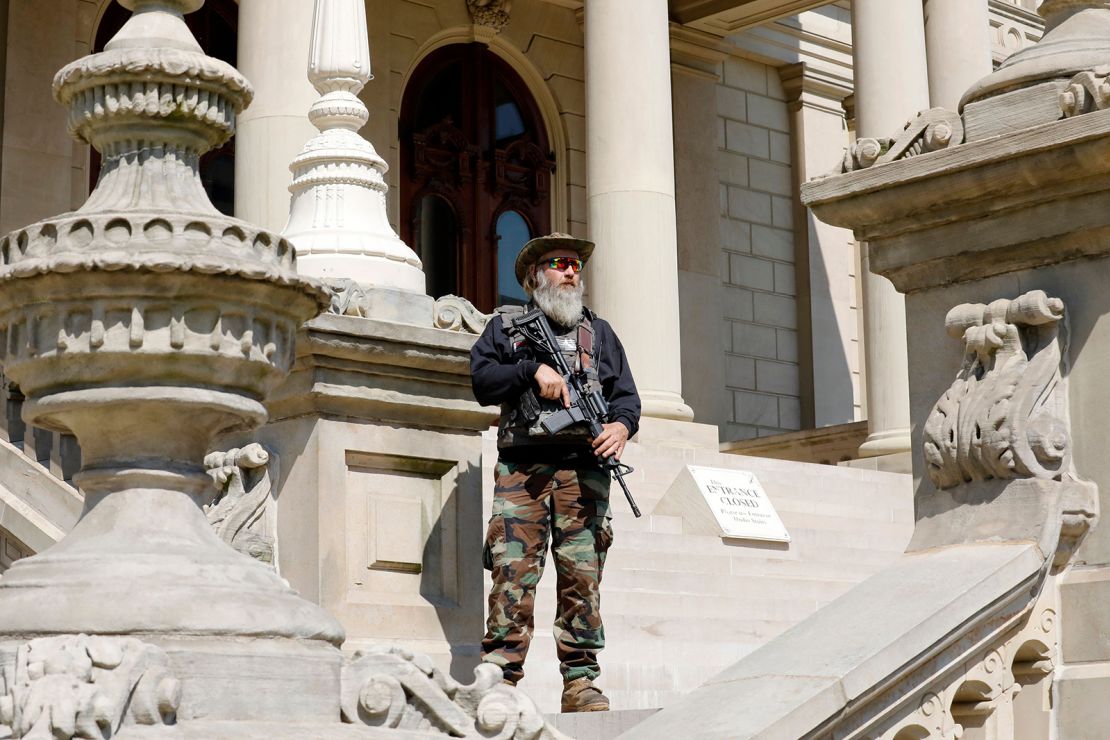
{"left": 560, "top": 677, "right": 610, "bottom": 713}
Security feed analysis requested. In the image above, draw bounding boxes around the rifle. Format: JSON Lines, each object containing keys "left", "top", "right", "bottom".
{"left": 511, "top": 309, "right": 641, "bottom": 517}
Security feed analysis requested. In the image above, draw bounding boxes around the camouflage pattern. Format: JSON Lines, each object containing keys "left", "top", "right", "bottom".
{"left": 481, "top": 461, "right": 613, "bottom": 684}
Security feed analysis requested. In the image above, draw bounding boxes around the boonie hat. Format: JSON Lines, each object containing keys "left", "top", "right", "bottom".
{"left": 514, "top": 232, "right": 595, "bottom": 286}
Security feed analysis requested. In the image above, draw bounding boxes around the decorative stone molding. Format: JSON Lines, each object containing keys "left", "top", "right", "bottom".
{"left": 341, "top": 646, "right": 567, "bottom": 739}
{"left": 204, "top": 443, "right": 278, "bottom": 567}
{"left": 467, "top": 0, "right": 512, "bottom": 32}
{"left": 0, "top": 635, "right": 181, "bottom": 739}
{"left": 283, "top": 0, "right": 425, "bottom": 293}
{"left": 1060, "top": 67, "right": 1110, "bottom": 116}
{"left": 870, "top": 597, "right": 1058, "bottom": 740}
{"left": 923, "top": 290, "right": 1071, "bottom": 490}
{"left": 432, "top": 295, "right": 490, "bottom": 333}
{"left": 831, "top": 108, "right": 964, "bottom": 174}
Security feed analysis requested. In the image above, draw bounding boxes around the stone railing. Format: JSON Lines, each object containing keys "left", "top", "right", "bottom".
{"left": 0, "top": 374, "right": 79, "bottom": 485}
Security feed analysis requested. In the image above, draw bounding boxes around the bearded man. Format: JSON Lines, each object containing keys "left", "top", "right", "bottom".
{"left": 470, "top": 232, "right": 640, "bottom": 713}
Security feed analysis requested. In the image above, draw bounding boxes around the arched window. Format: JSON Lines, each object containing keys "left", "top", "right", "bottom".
{"left": 400, "top": 44, "right": 555, "bottom": 312}
{"left": 92, "top": 0, "right": 238, "bottom": 215}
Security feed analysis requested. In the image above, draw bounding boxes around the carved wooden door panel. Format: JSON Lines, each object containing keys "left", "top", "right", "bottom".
{"left": 400, "top": 44, "right": 555, "bottom": 312}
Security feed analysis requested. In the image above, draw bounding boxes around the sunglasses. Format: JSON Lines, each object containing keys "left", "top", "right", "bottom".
{"left": 540, "top": 257, "right": 584, "bottom": 273}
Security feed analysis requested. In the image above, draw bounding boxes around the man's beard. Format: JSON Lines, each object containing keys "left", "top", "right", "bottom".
{"left": 532, "top": 270, "right": 585, "bottom": 327}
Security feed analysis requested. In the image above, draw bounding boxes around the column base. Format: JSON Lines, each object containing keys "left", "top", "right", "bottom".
{"left": 857, "top": 426, "right": 911, "bottom": 457}
{"left": 640, "top": 391, "right": 695, "bottom": 422}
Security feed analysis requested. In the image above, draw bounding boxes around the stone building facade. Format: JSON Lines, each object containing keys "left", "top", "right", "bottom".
{"left": 12, "top": 1, "right": 1110, "bottom": 738}
{"left": 0, "top": 0, "right": 1045, "bottom": 454}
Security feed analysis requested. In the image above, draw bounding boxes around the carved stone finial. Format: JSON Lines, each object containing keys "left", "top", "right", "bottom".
{"left": 283, "top": 0, "right": 425, "bottom": 293}
{"left": 468, "top": 0, "right": 512, "bottom": 32}
{"left": 52, "top": 0, "right": 251, "bottom": 214}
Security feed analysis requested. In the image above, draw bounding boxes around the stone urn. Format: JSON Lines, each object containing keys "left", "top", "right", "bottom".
{"left": 0, "top": 0, "right": 346, "bottom": 722}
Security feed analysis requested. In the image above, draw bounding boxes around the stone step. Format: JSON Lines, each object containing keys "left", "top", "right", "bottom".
{"left": 598, "top": 568, "right": 863, "bottom": 598}
{"left": 545, "top": 708, "right": 659, "bottom": 739}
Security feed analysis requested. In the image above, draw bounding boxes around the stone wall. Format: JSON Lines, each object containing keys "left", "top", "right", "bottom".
{"left": 717, "top": 56, "right": 801, "bottom": 442}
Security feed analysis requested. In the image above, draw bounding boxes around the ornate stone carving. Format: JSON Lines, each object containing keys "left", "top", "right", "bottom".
{"left": 832, "top": 137, "right": 887, "bottom": 174}
{"left": 923, "top": 290, "right": 1073, "bottom": 490}
{"left": 341, "top": 647, "right": 567, "bottom": 739}
{"left": 433, "top": 295, "right": 490, "bottom": 333}
{"left": 467, "top": 0, "right": 512, "bottom": 32}
{"left": 205, "top": 443, "right": 278, "bottom": 567}
{"left": 0, "top": 635, "right": 181, "bottom": 739}
{"left": 863, "top": 592, "right": 1059, "bottom": 740}
{"left": 1060, "top": 66, "right": 1110, "bottom": 116}
{"left": 327, "top": 278, "right": 373, "bottom": 318}
{"left": 830, "top": 108, "right": 964, "bottom": 174}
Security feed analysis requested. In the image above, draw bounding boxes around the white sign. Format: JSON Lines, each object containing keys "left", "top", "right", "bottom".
{"left": 687, "top": 465, "right": 790, "bottom": 543}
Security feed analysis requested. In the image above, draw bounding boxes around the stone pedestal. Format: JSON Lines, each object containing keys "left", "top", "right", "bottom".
{"left": 227, "top": 313, "right": 497, "bottom": 678}
{"left": 799, "top": 5, "right": 1110, "bottom": 733}
{"left": 0, "top": 3, "right": 566, "bottom": 737}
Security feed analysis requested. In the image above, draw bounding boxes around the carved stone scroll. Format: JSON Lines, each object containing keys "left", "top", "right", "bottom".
{"left": 875, "top": 108, "right": 965, "bottom": 165}
{"left": 1060, "top": 66, "right": 1110, "bottom": 117}
{"left": 204, "top": 443, "right": 278, "bottom": 567}
{"left": 828, "top": 108, "right": 964, "bottom": 175}
{"left": 923, "top": 290, "right": 1071, "bottom": 490}
{"left": 433, "top": 295, "right": 491, "bottom": 334}
{"left": 327, "top": 278, "right": 373, "bottom": 318}
{"left": 341, "top": 646, "right": 568, "bottom": 739}
{"left": 0, "top": 635, "right": 181, "bottom": 739}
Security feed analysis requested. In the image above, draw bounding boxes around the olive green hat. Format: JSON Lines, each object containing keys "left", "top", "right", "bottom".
{"left": 514, "top": 232, "right": 595, "bottom": 286}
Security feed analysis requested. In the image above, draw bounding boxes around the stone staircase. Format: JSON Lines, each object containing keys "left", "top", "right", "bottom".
{"left": 481, "top": 422, "right": 915, "bottom": 716}
{"left": 546, "top": 709, "right": 659, "bottom": 739}
{"left": 0, "top": 376, "right": 83, "bottom": 566}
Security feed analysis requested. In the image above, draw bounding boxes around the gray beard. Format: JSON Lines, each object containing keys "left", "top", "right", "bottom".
{"left": 532, "top": 271, "right": 585, "bottom": 327}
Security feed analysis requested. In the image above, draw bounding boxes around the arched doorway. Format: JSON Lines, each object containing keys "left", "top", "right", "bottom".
{"left": 400, "top": 44, "right": 556, "bottom": 312}
{"left": 91, "top": 0, "right": 238, "bottom": 215}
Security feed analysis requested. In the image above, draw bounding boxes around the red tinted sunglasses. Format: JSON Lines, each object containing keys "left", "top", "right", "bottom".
{"left": 541, "top": 257, "right": 583, "bottom": 273}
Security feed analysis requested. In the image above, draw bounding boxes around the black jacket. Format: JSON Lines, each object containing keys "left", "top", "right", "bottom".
{"left": 470, "top": 310, "right": 641, "bottom": 453}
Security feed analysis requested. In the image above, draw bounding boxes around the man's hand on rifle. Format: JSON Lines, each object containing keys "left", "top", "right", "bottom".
{"left": 534, "top": 365, "right": 570, "bottom": 408}
{"left": 592, "top": 422, "right": 629, "bottom": 461}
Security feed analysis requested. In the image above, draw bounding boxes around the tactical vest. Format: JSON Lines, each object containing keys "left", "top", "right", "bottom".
{"left": 496, "top": 304, "right": 602, "bottom": 449}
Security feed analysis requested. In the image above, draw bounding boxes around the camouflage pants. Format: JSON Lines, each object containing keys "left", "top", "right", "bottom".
{"left": 481, "top": 461, "right": 613, "bottom": 684}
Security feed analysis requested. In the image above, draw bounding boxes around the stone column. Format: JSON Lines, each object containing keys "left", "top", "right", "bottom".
{"left": 234, "top": 0, "right": 317, "bottom": 232}
{"left": 850, "top": 0, "right": 929, "bottom": 457}
{"left": 923, "top": 0, "right": 993, "bottom": 110}
{"left": 780, "top": 63, "right": 858, "bottom": 429}
{"left": 585, "top": 0, "right": 693, "bottom": 422}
